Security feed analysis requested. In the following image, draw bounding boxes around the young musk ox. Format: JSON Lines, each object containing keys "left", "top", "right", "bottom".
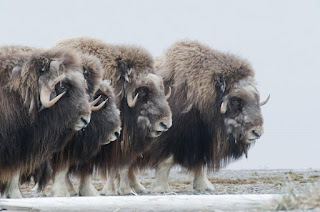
{"left": 128, "top": 40, "right": 270, "bottom": 193}
{"left": 49, "top": 54, "right": 122, "bottom": 197}
{"left": 0, "top": 46, "right": 93, "bottom": 198}
{"left": 55, "top": 37, "right": 172, "bottom": 195}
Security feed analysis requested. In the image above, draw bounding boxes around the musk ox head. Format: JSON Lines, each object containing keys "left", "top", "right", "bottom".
{"left": 23, "top": 48, "right": 92, "bottom": 131}
{"left": 126, "top": 73, "right": 172, "bottom": 138}
{"left": 92, "top": 80, "right": 121, "bottom": 144}
{"left": 217, "top": 76, "right": 269, "bottom": 144}
{"left": 79, "top": 54, "right": 121, "bottom": 144}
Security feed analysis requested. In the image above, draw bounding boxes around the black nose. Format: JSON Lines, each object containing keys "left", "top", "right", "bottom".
{"left": 252, "top": 130, "right": 261, "bottom": 138}
{"left": 114, "top": 131, "right": 120, "bottom": 138}
{"left": 160, "top": 122, "right": 168, "bottom": 130}
{"left": 81, "top": 117, "right": 88, "bottom": 126}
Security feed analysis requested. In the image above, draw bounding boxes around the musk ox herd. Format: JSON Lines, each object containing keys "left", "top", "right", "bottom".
{"left": 0, "top": 38, "right": 269, "bottom": 198}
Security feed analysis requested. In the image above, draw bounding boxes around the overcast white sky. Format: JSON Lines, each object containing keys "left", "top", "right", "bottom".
{"left": 0, "top": 0, "right": 319, "bottom": 170}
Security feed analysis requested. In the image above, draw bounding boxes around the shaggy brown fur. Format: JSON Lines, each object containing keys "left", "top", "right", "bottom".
{"left": 56, "top": 37, "right": 154, "bottom": 102}
{"left": 50, "top": 55, "right": 121, "bottom": 180}
{"left": 56, "top": 38, "right": 172, "bottom": 177}
{"left": 20, "top": 53, "right": 121, "bottom": 192}
{"left": 80, "top": 53, "right": 104, "bottom": 97}
{"left": 0, "top": 46, "right": 90, "bottom": 196}
{"left": 137, "top": 40, "right": 265, "bottom": 172}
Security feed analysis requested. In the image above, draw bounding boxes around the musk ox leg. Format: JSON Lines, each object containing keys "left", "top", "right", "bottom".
{"left": 3, "top": 171, "right": 23, "bottom": 198}
{"left": 50, "top": 167, "right": 70, "bottom": 197}
{"left": 151, "top": 156, "right": 174, "bottom": 193}
{"left": 128, "top": 166, "right": 148, "bottom": 194}
{"left": 66, "top": 175, "right": 77, "bottom": 196}
{"left": 193, "top": 166, "right": 215, "bottom": 192}
{"left": 31, "top": 183, "right": 39, "bottom": 192}
{"left": 118, "top": 166, "right": 135, "bottom": 195}
{"left": 103, "top": 171, "right": 120, "bottom": 195}
{"left": 79, "top": 174, "right": 100, "bottom": 196}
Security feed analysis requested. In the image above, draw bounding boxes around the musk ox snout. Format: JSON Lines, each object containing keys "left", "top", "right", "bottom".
{"left": 103, "top": 126, "right": 122, "bottom": 145}
{"left": 155, "top": 117, "right": 172, "bottom": 131}
{"left": 74, "top": 113, "right": 91, "bottom": 131}
{"left": 74, "top": 100, "right": 92, "bottom": 131}
{"left": 149, "top": 116, "right": 172, "bottom": 138}
{"left": 245, "top": 126, "right": 264, "bottom": 144}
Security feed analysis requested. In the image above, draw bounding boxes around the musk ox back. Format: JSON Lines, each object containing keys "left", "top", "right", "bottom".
{"left": 135, "top": 40, "right": 269, "bottom": 192}
{"left": 0, "top": 46, "right": 91, "bottom": 197}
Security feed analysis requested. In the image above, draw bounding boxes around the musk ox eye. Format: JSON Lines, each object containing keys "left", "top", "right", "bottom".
{"left": 60, "top": 84, "right": 66, "bottom": 90}
{"left": 100, "top": 96, "right": 108, "bottom": 103}
{"left": 95, "top": 94, "right": 108, "bottom": 105}
{"left": 231, "top": 97, "right": 242, "bottom": 110}
{"left": 137, "top": 87, "right": 149, "bottom": 96}
{"left": 55, "top": 81, "right": 69, "bottom": 95}
{"left": 83, "top": 66, "right": 89, "bottom": 75}
{"left": 136, "top": 87, "right": 149, "bottom": 103}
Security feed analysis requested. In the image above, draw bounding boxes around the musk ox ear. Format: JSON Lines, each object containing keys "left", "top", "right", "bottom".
{"left": 214, "top": 73, "right": 226, "bottom": 94}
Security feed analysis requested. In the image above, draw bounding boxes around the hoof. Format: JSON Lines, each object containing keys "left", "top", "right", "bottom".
{"left": 151, "top": 183, "right": 170, "bottom": 193}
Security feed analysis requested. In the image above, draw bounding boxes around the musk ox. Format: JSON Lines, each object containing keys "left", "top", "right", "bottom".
{"left": 0, "top": 46, "right": 92, "bottom": 198}
{"left": 55, "top": 37, "right": 172, "bottom": 195}
{"left": 128, "top": 40, "right": 270, "bottom": 193}
{"left": 48, "top": 54, "right": 122, "bottom": 197}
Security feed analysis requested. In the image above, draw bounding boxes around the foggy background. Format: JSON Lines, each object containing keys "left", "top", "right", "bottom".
{"left": 0, "top": 0, "right": 319, "bottom": 170}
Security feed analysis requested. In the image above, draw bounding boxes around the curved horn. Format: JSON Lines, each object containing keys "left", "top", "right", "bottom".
{"left": 220, "top": 100, "right": 228, "bottom": 114}
{"left": 40, "top": 86, "right": 66, "bottom": 108}
{"left": 165, "top": 86, "right": 171, "bottom": 100}
{"left": 260, "top": 94, "right": 270, "bottom": 106}
{"left": 90, "top": 95, "right": 101, "bottom": 106}
{"left": 91, "top": 99, "right": 108, "bottom": 111}
{"left": 127, "top": 88, "right": 139, "bottom": 108}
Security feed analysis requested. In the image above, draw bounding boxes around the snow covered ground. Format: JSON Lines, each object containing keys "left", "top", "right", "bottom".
{"left": 0, "top": 195, "right": 280, "bottom": 211}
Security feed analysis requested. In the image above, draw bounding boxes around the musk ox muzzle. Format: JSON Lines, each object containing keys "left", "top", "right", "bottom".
{"left": 149, "top": 117, "right": 173, "bottom": 138}
{"left": 245, "top": 126, "right": 264, "bottom": 143}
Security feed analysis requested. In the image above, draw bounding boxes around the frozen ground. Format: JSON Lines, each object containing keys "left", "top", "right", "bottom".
{"left": 1, "top": 169, "right": 319, "bottom": 211}
{"left": 19, "top": 168, "right": 320, "bottom": 197}
{"left": 0, "top": 194, "right": 279, "bottom": 211}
